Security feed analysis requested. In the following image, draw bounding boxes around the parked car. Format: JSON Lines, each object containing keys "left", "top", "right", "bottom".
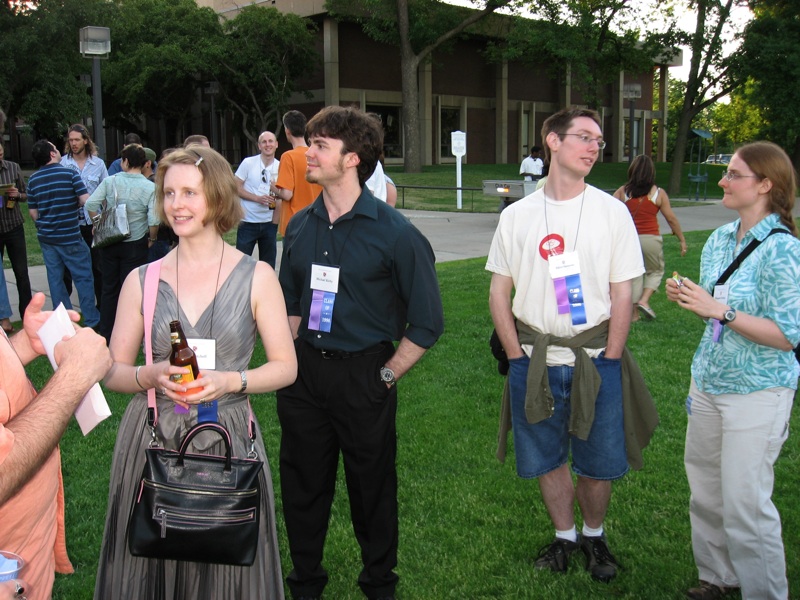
{"left": 702, "top": 154, "right": 732, "bottom": 165}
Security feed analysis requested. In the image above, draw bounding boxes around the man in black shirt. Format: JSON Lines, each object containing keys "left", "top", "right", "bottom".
{"left": 277, "top": 106, "right": 444, "bottom": 600}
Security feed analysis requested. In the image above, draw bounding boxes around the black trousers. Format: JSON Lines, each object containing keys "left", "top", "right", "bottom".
{"left": 97, "top": 235, "right": 148, "bottom": 342}
{"left": 0, "top": 224, "right": 32, "bottom": 316}
{"left": 277, "top": 339, "right": 398, "bottom": 599}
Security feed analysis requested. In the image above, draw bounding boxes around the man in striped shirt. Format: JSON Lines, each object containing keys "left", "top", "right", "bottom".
{"left": 26, "top": 140, "right": 100, "bottom": 327}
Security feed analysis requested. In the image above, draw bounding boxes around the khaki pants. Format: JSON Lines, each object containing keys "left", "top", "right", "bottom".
{"left": 684, "top": 379, "right": 793, "bottom": 599}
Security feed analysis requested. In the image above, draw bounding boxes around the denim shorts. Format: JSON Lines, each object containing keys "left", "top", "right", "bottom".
{"left": 508, "top": 353, "right": 628, "bottom": 480}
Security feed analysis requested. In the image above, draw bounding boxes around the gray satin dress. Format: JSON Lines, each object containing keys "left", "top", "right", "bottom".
{"left": 94, "top": 255, "right": 284, "bottom": 599}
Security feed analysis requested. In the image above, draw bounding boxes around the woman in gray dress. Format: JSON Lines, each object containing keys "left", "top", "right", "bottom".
{"left": 94, "top": 146, "right": 297, "bottom": 599}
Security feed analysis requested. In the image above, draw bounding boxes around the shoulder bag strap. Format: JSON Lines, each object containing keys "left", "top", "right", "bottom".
{"left": 715, "top": 228, "right": 790, "bottom": 287}
{"left": 143, "top": 259, "right": 163, "bottom": 429}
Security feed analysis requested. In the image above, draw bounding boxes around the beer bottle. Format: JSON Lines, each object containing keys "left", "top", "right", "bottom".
{"left": 169, "top": 320, "right": 200, "bottom": 395}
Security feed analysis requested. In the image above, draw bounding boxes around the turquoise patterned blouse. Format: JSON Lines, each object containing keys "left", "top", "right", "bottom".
{"left": 691, "top": 213, "right": 800, "bottom": 394}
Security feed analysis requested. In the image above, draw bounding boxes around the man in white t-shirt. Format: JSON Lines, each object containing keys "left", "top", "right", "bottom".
{"left": 234, "top": 131, "right": 280, "bottom": 268}
{"left": 487, "top": 108, "right": 645, "bottom": 583}
{"left": 519, "top": 146, "right": 544, "bottom": 181}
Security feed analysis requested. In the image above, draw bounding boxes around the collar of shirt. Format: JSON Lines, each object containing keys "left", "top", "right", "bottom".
{"left": 307, "top": 186, "right": 380, "bottom": 225}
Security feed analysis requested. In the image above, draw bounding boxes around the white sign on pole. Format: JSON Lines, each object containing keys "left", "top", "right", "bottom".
{"left": 451, "top": 131, "right": 466, "bottom": 209}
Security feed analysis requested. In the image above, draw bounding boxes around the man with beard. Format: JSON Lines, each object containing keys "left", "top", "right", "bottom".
{"left": 60, "top": 124, "right": 107, "bottom": 309}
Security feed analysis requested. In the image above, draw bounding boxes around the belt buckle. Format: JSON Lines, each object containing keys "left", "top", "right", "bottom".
{"left": 320, "top": 349, "right": 337, "bottom": 360}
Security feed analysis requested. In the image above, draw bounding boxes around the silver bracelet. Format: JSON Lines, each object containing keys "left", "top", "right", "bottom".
{"left": 135, "top": 365, "right": 146, "bottom": 390}
{"left": 239, "top": 370, "right": 248, "bottom": 393}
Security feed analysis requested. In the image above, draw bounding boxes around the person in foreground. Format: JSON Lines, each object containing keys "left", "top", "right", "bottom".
{"left": 487, "top": 107, "right": 657, "bottom": 583}
{"left": 666, "top": 141, "right": 800, "bottom": 600}
{"left": 613, "top": 154, "right": 687, "bottom": 321}
{"left": 93, "top": 146, "right": 297, "bottom": 599}
{"left": 0, "top": 293, "right": 112, "bottom": 600}
{"left": 277, "top": 106, "right": 444, "bottom": 600}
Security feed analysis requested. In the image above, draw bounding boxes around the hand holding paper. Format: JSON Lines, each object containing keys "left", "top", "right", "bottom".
{"left": 37, "top": 304, "right": 112, "bottom": 435}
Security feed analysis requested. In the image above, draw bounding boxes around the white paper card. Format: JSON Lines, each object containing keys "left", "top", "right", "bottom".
{"left": 37, "top": 304, "right": 111, "bottom": 436}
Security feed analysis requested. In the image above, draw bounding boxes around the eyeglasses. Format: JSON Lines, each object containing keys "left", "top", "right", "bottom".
{"left": 261, "top": 169, "right": 269, "bottom": 184}
{"left": 559, "top": 133, "right": 606, "bottom": 150}
{"left": 722, "top": 171, "right": 759, "bottom": 182}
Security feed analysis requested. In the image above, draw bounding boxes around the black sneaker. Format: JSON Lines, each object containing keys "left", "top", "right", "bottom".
{"left": 534, "top": 537, "right": 580, "bottom": 573}
{"left": 580, "top": 534, "right": 621, "bottom": 582}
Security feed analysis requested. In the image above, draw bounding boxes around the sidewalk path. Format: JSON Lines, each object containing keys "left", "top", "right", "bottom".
{"left": 4, "top": 199, "right": 797, "bottom": 323}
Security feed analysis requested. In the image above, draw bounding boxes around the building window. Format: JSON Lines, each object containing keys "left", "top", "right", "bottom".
{"left": 440, "top": 108, "right": 460, "bottom": 158}
{"left": 366, "top": 105, "right": 402, "bottom": 159}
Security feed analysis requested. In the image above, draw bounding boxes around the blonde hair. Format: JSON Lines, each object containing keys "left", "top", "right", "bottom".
{"left": 155, "top": 146, "right": 243, "bottom": 235}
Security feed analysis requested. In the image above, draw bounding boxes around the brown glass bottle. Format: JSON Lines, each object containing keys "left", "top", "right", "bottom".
{"left": 169, "top": 320, "right": 201, "bottom": 395}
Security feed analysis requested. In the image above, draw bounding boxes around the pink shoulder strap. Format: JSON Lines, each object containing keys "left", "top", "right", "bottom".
{"left": 143, "top": 259, "right": 163, "bottom": 426}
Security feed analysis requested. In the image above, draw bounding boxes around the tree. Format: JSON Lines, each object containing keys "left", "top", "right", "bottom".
{"left": 211, "top": 6, "right": 318, "bottom": 145}
{"left": 735, "top": 0, "right": 800, "bottom": 165}
{"left": 665, "top": 0, "right": 746, "bottom": 195}
{"left": 0, "top": 0, "right": 112, "bottom": 155}
{"left": 103, "top": 0, "right": 224, "bottom": 143}
{"left": 328, "top": 0, "right": 516, "bottom": 173}
{"left": 498, "top": 0, "right": 679, "bottom": 110}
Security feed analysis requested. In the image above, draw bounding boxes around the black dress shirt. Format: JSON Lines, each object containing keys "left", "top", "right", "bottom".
{"left": 279, "top": 187, "right": 444, "bottom": 352}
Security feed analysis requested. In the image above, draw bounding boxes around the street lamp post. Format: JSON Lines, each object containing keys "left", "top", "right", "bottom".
{"left": 622, "top": 83, "right": 641, "bottom": 165}
{"left": 79, "top": 26, "right": 111, "bottom": 161}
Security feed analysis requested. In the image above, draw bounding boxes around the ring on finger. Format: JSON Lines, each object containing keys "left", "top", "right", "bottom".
{"left": 161, "top": 387, "right": 167, "bottom": 395}
{"left": 14, "top": 582, "right": 24, "bottom": 597}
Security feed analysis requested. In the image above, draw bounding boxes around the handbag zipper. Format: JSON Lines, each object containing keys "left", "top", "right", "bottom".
{"left": 155, "top": 506, "right": 257, "bottom": 538}
{"left": 142, "top": 479, "right": 258, "bottom": 497}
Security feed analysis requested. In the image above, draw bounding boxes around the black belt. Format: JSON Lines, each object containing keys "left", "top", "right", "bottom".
{"left": 312, "top": 342, "right": 387, "bottom": 360}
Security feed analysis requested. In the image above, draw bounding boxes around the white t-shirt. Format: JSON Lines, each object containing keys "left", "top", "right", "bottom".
{"left": 365, "top": 161, "right": 388, "bottom": 202}
{"left": 234, "top": 155, "right": 280, "bottom": 223}
{"left": 486, "top": 185, "right": 644, "bottom": 365}
{"left": 519, "top": 156, "right": 544, "bottom": 181}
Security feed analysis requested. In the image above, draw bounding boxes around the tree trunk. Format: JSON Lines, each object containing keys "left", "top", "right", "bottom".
{"left": 667, "top": 108, "right": 695, "bottom": 196}
{"left": 400, "top": 59, "right": 422, "bottom": 173}
{"left": 397, "top": 0, "right": 422, "bottom": 173}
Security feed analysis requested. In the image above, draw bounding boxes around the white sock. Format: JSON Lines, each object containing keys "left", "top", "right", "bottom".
{"left": 582, "top": 523, "right": 604, "bottom": 538}
{"left": 555, "top": 526, "right": 577, "bottom": 543}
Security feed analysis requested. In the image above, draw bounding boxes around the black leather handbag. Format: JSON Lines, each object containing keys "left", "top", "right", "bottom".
{"left": 127, "top": 421, "right": 264, "bottom": 566}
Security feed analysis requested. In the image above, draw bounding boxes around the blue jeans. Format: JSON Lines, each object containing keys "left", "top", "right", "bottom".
{"left": 40, "top": 239, "right": 100, "bottom": 327}
{"left": 236, "top": 221, "right": 277, "bottom": 268}
{"left": 508, "top": 353, "right": 628, "bottom": 480}
{"left": 0, "top": 266, "right": 11, "bottom": 320}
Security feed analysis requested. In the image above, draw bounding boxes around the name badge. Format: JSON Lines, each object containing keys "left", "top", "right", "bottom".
{"left": 548, "top": 252, "right": 586, "bottom": 325}
{"left": 548, "top": 251, "right": 581, "bottom": 279}
{"left": 187, "top": 338, "right": 216, "bottom": 370}
{"left": 311, "top": 263, "right": 340, "bottom": 293}
{"left": 712, "top": 284, "right": 729, "bottom": 343}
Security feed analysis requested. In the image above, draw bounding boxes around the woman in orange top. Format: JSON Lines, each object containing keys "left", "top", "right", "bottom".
{"left": 613, "top": 155, "right": 687, "bottom": 321}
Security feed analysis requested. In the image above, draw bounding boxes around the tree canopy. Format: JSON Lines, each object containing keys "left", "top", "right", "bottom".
{"left": 733, "top": 0, "right": 800, "bottom": 165}
{"left": 212, "top": 6, "right": 319, "bottom": 144}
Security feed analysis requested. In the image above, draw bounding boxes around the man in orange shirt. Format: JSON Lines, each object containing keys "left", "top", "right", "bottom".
{"left": 271, "top": 110, "right": 322, "bottom": 236}
{"left": 0, "top": 293, "right": 111, "bottom": 600}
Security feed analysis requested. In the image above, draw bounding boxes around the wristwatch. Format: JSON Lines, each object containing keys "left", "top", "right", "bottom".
{"left": 720, "top": 307, "right": 737, "bottom": 325}
{"left": 379, "top": 366, "right": 396, "bottom": 388}
{"left": 239, "top": 370, "right": 248, "bottom": 393}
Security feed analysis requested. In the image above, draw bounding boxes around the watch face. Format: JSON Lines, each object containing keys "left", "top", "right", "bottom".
{"left": 380, "top": 367, "right": 395, "bottom": 383}
{"left": 724, "top": 309, "right": 736, "bottom": 322}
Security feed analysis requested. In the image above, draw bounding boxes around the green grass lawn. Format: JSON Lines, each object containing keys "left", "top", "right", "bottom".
{"left": 25, "top": 227, "right": 798, "bottom": 599}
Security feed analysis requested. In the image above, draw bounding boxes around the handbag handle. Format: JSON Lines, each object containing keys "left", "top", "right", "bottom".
{"left": 178, "top": 422, "right": 234, "bottom": 471}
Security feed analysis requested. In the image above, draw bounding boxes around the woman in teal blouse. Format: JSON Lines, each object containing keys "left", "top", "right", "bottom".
{"left": 666, "top": 141, "right": 800, "bottom": 600}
